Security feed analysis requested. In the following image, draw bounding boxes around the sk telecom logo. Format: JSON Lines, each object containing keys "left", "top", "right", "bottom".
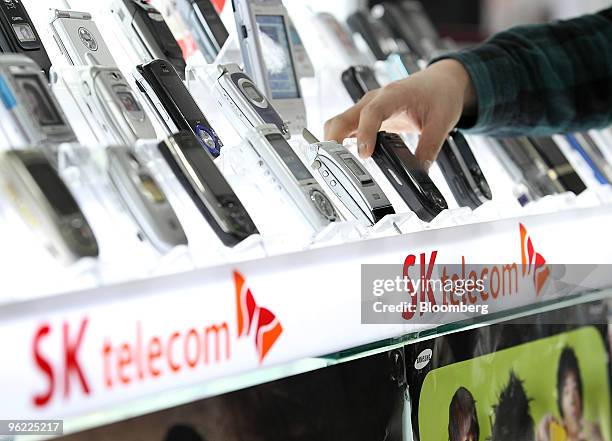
{"left": 520, "top": 223, "right": 550, "bottom": 296}
{"left": 234, "top": 271, "right": 283, "bottom": 363}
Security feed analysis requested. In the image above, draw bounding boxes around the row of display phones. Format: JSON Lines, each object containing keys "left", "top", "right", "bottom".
{"left": 342, "top": 1, "right": 612, "bottom": 206}
{"left": 0, "top": 0, "right": 609, "bottom": 268}
{"left": 0, "top": 0, "right": 410, "bottom": 266}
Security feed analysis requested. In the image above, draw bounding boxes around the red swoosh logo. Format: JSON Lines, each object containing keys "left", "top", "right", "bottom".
{"left": 234, "top": 271, "right": 283, "bottom": 362}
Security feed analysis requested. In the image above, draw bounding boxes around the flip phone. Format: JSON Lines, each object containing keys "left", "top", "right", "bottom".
{"left": 373, "top": 132, "right": 447, "bottom": 222}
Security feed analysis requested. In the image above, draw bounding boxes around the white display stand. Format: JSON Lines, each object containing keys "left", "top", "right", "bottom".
{"left": 2, "top": 205, "right": 612, "bottom": 439}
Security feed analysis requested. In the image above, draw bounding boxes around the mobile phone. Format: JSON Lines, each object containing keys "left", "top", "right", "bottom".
{"left": 0, "top": 55, "right": 77, "bottom": 149}
{"left": 0, "top": 0, "right": 51, "bottom": 78}
{"left": 341, "top": 65, "right": 491, "bottom": 209}
{"left": 496, "top": 137, "right": 564, "bottom": 196}
{"left": 176, "top": 0, "right": 228, "bottom": 63}
{"left": 106, "top": 146, "right": 188, "bottom": 253}
{"left": 528, "top": 137, "right": 587, "bottom": 195}
{"left": 569, "top": 132, "right": 612, "bottom": 184}
{"left": 157, "top": 131, "right": 258, "bottom": 247}
{"left": 385, "top": 52, "right": 420, "bottom": 80}
{"left": 232, "top": 0, "right": 307, "bottom": 135}
{"left": 346, "top": 10, "right": 396, "bottom": 61}
{"left": 397, "top": 1, "right": 443, "bottom": 55}
{"left": 249, "top": 125, "right": 337, "bottom": 229}
{"left": 0, "top": 149, "right": 98, "bottom": 264}
{"left": 373, "top": 132, "right": 447, "bottom": 222}
{"left": 303, "top": 129, "right": 394, "bottom": 225}
{"left": 437, "top": 131, "right": 493, "bottom": 209}
{"left": 341, "top": 65, "right": 381, "bottom": 103}
{"left": 50, "top": 9, "right": 117, "bottom": 67}
{"left": 111, "top": 0, "right": 187, "bottom": 79}
{"left": 64, "top": 66, "right": 156, "bottom": 145}
{"left": 374, "top": 2, "right": 427, "bottom": 59}
{"left": 214, "top": 63, "right": 289, "bottom": 138}
{"left": 135, "top": 59, "right": 222, "bottom": 157}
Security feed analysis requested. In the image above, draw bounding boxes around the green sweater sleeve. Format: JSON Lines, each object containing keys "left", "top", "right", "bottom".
{"left": 432, "top": 7, "right": 612, "bottom": 137}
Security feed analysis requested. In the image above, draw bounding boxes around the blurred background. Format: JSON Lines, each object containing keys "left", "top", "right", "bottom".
{"left": 284, "top": 0, "right": 611, "bottom": 43}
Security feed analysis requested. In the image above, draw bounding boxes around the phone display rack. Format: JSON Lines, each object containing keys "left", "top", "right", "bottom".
{"left": 0, "top": 0, "right": 610, "bottom": 439}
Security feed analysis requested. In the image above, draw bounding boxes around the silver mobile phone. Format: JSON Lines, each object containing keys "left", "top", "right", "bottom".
{"left": 214, "top": 63, "right": 289, "bottom": 138}
{"left": 232, "top": 0, "right": 307, "bottom": 135}
{"left": 62, "top": 66, "right": 156, "bottom": 145}
{"left": 0, "top": 149, "right": 98, "bottom": 265}
{"left": 248, "top": 124, "right": 337, "bottom": 230}
{"left": 303, "top": 130, "right": 394, "bottom": 226}
{"left": 106, "top": 146, "right": 188, "bottom": 253}
{"left": 50, "top": 9, "right": 117, "bottom": 67}
{"left": 0, "top": 54, "right": 77, "bottom": 150}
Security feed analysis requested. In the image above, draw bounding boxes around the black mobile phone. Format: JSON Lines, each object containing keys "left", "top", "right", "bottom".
{"left": 376, "top": 2, "right": 427, "bottom": 59}
{"left": 0, "top": 0, "right": 51, "bottom": 78}
{"left": 528, "top": 137, "right": 587, "bottom": 195}
{"left": 177, "top": 0, "right": 228, "bottom": 63}
{"left": 342, "top": 65, "right": 492, "bottom": 209}
{"left": 158, "top": 131, "right": 258, "bottom": 247}
{"left": 496, "top": 137, "right": 564, "bottom": 197}
{"left": 437, "top": 132, "right": 493, "bottom": 209}
{"left": 341, "top": 65, "right": 381, "bottom": 103}
{"left": 137, "top": 59, "right": 222, "bottom": 157}
{"left": 373, "top": 131, "right": 447, "bottom": 222}
{"left": 346, "top": 11, "right": 388, "bottom": 61}
{"left": 120, "top": 0, "right": 186, "bottom": 79}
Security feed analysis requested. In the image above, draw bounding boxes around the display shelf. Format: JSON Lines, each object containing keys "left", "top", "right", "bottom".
{"left": 3, "top": 204, "right": 612, "bottom": 439}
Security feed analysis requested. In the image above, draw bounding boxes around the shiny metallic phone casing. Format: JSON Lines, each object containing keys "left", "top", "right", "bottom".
{"left": 0, "top": 149, "right": 98, "bottom": 264}
{"left": 232, "top": 0, "right": 306, "bottom": 135}
{"left": 250, "top": 124, "right": 337, "bottom": 230}
{"left": 106, "top": 146, "right": 188, "bottom": 253}
{"left": 50, "top": 9, "right": 117, "bottom": 67}
{"left": 157, "top": 132, "right": 258, "bottom": 247}
{"left": 0, "top": 55, "right": 77, "bottom": 148}
{"left": 215, "top": 63, "right": 289, "bottom": 138}
{"left": 76, "top": 66, "right": 156, "bottom": 144}
{"left": 309, "top": 140, "right": 394, "bottom": 225}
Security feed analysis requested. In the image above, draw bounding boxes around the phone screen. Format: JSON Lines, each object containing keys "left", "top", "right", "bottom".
{"left": 12, "top": 23, "right": 37, "bottom": 43}
{"left": 116, "top": 91, "right": 142, "bottom": 112}
{"left": 241, "top": 81, "right": 265, "bottom": 103}
{"left": 265, "top": 132, "right": 312, "bottom": 182}
{"left": 14, "top": 74, "right": 63, "bottom": 127}
{"left": 255, "top": 15, "right": 300, "bottom": 100}
{"left": 26, "top": 161, "right": 79, "bottom": 216}
{"left": 343, "top": 155, "right": 367, "bottom": 180}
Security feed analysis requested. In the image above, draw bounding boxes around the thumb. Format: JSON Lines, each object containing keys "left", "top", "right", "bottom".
{"left": 415, "top": 120, "right": 451, "bottom": 171}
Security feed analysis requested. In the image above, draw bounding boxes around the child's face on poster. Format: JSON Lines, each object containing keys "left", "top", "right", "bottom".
{"left": 561, "top": 371, "right": 582, "bottom": 434}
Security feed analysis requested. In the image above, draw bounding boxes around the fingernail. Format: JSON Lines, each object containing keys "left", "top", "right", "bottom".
{"left": 358, "top": 143, "right": 368, "bottom": 157}
{"left": 421, "top": 160, "right": 433, "bottom": 172}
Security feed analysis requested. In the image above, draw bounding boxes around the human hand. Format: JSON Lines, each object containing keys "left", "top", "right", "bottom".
{"left": 536, "top": 414, "right": 557, "bottom": 441}
{"left": 324, "top": 59, "right": 476, "bottom": 167}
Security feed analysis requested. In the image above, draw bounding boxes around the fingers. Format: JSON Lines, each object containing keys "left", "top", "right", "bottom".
{"left": 324, "top": 90, "right": 379, "bottom": 144}
{"left": 356, "top": 87, "right": 404, "bottom": 158}
{"left": 415, "top": 118, "right": 452, "bottom": 170}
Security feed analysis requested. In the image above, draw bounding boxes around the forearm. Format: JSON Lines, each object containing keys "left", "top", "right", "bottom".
{"left": 433, "top": 7, "right": 612, "bottom": 137}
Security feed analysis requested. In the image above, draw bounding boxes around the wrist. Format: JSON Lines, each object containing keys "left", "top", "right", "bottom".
{"left": 430, "top": 58, "right": 477, "bottom": 117}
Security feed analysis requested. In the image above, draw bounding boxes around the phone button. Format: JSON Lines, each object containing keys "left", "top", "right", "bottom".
{"left": 241, "top": 25, "right": 248, "bottom": 39}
